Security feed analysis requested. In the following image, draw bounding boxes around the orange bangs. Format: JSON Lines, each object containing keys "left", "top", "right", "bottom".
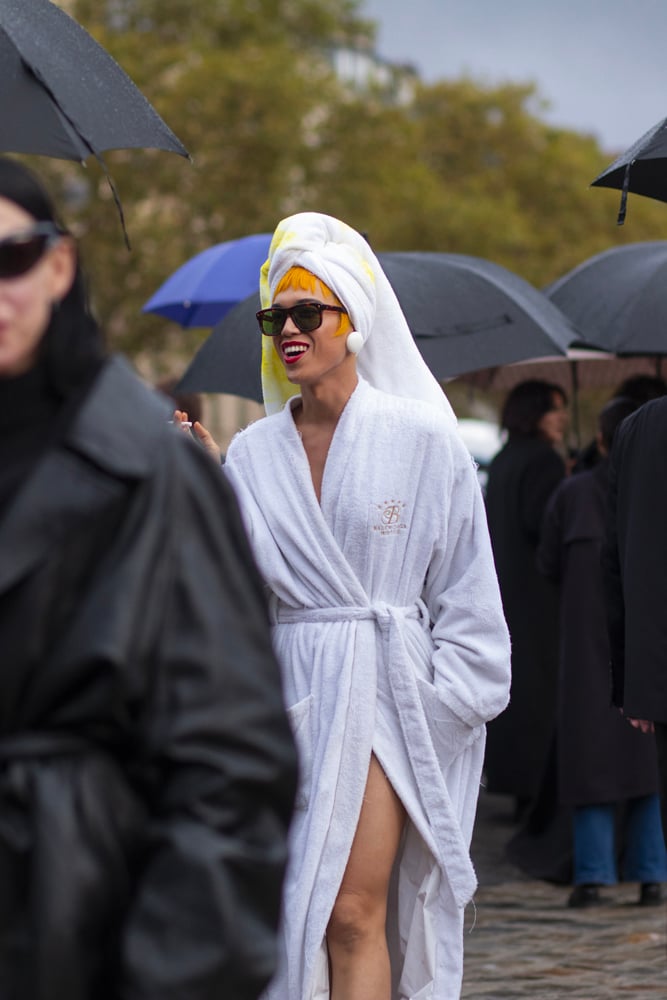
{"left": 274, "top": 266, "right": 352, "bottom": 336}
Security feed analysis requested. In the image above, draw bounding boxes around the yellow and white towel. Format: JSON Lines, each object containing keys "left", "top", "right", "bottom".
{"left": 259, "top": 211, "right": 456, "bottom": 422}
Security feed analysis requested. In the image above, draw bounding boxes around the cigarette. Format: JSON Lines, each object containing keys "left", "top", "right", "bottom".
{"left": 168, "top": 420, "right": 192, "bottom": 427}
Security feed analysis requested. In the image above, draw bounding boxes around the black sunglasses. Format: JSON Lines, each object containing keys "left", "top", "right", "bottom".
{"left": 256, "top": 302, "right": 347, "bottom": 337}
{"left": 0, "top": 222, "right": 63, "bottom": 280}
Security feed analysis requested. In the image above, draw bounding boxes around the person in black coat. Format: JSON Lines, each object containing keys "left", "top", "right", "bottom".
{"left": 0, "top": 156, "right": 297, "bottom": 1000}
{"left": 604, "top": 394, "right": 667, "bottom": 855}
{"left": 484, "top": 380, "right": 567, "bottom": 816}
{"left": 539, "top": 397, "right": 667, "bottom": 907}
{"left": 570, "top": 374, "right": 667, "bottom": 474}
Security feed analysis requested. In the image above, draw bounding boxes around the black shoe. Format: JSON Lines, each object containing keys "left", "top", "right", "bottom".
{"left": 639, "top": 882, "right": 664, "bottom": 906}
{"left": 568, "top": 884, "right": 604, "bottom": 908}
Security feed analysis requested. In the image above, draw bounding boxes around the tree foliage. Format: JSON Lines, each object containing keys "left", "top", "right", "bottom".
{"left": 28, "top": 0, "right": 667, "bottom": 382}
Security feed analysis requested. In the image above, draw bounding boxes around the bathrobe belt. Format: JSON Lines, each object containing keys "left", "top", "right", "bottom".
{"left": 273, "top": 600, "right": 477, "bottom": 908}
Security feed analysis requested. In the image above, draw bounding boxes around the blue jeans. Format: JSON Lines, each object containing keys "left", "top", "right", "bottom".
{"left": 655, "top": 723, "right": 667, "bottom": 850}
{"left": 573, "top": 794, "right": 667, "bottom": 885}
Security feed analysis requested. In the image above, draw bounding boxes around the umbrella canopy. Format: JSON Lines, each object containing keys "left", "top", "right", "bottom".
{"left": 177, "top": 251, "right": 579, "bottom": 400}
{"left": 0, "top": 0, "right": 188, "bottom": 243}
{"left": 378, "top": 252, "right": 578, "bottom": 380}
{"left": 460, "top": 349, "right": 662, "bottom": 395}
{"left": 458, "top": 348, "right": 661, "bottom": 449}
{"left": 143, "top": 234, "right": 272, "bottom": 327}
{"left": 178, "top": 293, "right": 263, "bottom": 401}
{"left": 546, "top": 241, "right": 667, "bottom": 355}
{"left": 591, "top": 117, "right": 667, "bottom": 223}
{"left": 0, "top": 0, "right": 188, "bottom": 160}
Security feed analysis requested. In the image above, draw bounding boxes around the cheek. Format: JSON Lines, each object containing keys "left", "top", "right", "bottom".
{"left": 8, "top": 280, "right": 37, "bottom": 311}
{"left": 2, "top": 277, "right": 52, "bottom": 338}
{"left": 538, "top": 415, "right": 556, "bottom": 441}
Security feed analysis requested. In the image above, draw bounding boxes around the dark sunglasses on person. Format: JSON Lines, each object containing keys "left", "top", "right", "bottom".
{"left": 256, "top": 302, "right": 347, "bottom": 337}
{"left": 0, "top": 222, "right": 64, "bottom": 280}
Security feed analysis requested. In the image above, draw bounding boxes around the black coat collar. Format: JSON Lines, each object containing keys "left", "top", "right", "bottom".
{"left": 0, "top": 356, "right": 170, "bottom": 594}
{"left": 64, "top": 355, "right": 169, "bottom": 477}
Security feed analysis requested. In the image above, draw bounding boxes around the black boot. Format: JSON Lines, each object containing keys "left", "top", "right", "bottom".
{"left": 639, "top": 882, "right": 664, "bottom": 906}
{"left": 567, "top": 884, "right": 604, "bottom": 908}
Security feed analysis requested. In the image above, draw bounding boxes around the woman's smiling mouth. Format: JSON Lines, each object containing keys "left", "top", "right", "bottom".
{"left": 282, "top": 340, "right": 310, "bottom": 364}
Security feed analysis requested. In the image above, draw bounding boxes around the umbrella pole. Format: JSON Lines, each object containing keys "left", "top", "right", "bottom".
{"left": 570, "top": 358, "right": 581, "bottom": 452}
{"left": 96, "top": 156, "right": 131, "bottom": 250}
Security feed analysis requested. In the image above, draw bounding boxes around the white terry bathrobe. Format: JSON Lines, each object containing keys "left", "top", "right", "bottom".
{"left": 224, "top": 214, "right": 511, "bottom": 1000}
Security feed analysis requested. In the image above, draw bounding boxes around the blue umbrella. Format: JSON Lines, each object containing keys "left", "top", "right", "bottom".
{"left": 143, "top": 232, "right": 272, "bottom": 327}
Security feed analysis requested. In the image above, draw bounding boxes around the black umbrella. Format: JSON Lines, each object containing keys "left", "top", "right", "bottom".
{"left": 378, "top": 252, "right": 578, "bottom": 379}
{"left": 545, "top": 241, "right": 667, "bottom": 356}
{"left": 591, "top": 117, "right": 667, "bottom": 224}
{"left": 178, "top": 293, "right": 263, "bottom": 401}
{"left": 0, "top": 0, "right": 189, "bottom": 244}
{"left": 177, "top": 252, "right": 578, "bottom": 401}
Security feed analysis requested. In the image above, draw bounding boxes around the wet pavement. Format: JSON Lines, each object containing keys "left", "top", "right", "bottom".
{"left": 462, "top": 788, "right": 667, "bottom": 997}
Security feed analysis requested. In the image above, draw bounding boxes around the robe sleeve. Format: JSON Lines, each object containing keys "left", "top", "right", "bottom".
{"left": 423, "top": 431, "right": 511, "bottom": 732}
{"left": 119, "top": 439, "right": 297, "bottom": 1000}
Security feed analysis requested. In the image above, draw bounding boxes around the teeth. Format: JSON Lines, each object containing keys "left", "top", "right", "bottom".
{"left": 284, "top": 345, "right": 308, "bottom": 356}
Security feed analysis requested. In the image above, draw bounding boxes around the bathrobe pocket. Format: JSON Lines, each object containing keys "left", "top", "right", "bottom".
{"left": 287, "top": 694, "right": 314, "bottom": 810}
{"left": 417, "top": 678, "right": 483, "bottom": 771}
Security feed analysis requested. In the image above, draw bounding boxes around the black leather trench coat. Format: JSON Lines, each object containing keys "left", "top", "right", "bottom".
{"left": 0, "top": 358, "right": 297, "bottom": 1000}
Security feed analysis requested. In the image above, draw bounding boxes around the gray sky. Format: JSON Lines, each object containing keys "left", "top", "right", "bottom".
{"left": 362, "top": 0, "right": 667, "bottom": 153}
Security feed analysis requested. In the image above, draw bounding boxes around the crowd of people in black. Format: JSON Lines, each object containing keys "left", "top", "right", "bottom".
{"left": 483, "top": 375, "right": 667, "bottom": 907}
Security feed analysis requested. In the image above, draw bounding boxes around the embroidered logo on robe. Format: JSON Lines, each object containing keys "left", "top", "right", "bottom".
{"left": 371, "top": 500, "right": 407, "bottom": 536}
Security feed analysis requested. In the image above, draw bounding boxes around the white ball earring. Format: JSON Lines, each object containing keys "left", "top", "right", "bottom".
{"left": 346, "top": 331, "right": 364, "bottom": 355}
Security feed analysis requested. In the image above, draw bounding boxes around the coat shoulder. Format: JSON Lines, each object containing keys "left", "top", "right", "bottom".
{"left": 66, "top": 356, "right": 174, "bottom": 478}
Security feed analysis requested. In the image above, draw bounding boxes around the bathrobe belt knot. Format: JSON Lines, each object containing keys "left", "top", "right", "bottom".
{"left": 273, "top": 599, "right": 478, "bottom": 907}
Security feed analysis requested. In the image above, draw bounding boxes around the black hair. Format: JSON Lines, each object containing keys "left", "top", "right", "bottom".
{"left": 500, "top": 379, "right": 567, "bottom": 438}
{"left": 598, "top": 396, "right": 638, "bottom": 452}
{"left": 0, "top": 156, "right": 105, "bottom": 395}
{"left": 612, "top": 374, "right": 667, "bottom": 406}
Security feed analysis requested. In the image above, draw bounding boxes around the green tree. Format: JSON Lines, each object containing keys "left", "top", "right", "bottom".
{"left": 40, "top": 0, "right": 375, "bottom": 369}
{"left": 409, "top": 78, "right": 667, "bottom": 284}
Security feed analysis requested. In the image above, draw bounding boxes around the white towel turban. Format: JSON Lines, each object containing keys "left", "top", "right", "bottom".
{"left": 259, "top": 212, "right": 455, "bottom": 421}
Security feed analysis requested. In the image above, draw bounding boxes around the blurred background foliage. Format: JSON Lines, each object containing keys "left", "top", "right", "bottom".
{"left": 29, "top": 0, "right": 667, "bottom": 444}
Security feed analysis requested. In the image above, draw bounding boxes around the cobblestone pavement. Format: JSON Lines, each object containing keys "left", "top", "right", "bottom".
{"left": 461, "top": 789, "right": 667, "bottom": 998}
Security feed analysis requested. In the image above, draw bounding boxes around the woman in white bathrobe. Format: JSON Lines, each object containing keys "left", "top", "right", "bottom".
{"left": 189, "top": 213, "right": 511, "bottom": 1000}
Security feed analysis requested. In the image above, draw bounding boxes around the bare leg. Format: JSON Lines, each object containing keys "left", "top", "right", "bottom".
{"left": 327, "top": 754, "right": 406, "bottom": 1000}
